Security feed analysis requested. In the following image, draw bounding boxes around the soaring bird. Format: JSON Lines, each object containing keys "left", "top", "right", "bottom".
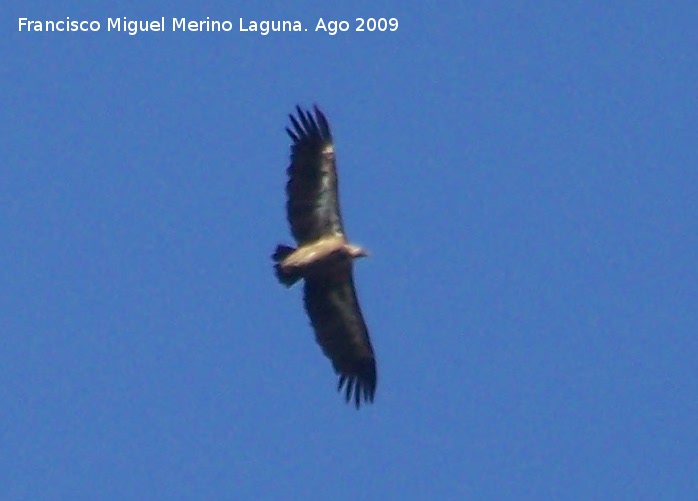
{"left": 272, "top": 105, "right": 377, "bottom": 408}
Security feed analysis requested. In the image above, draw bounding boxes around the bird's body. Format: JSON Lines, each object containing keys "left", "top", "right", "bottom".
{"left": 272, "top": 106, "right": 377, "bottom": 408}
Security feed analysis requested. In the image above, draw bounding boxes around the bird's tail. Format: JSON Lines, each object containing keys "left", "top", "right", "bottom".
{"left": 272, "top": 244, "right": 302, "bottom": 287}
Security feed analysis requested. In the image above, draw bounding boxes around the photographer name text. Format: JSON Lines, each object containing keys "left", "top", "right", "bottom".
{"left": 17, "top": 16, "right": 399, "bottom": 36}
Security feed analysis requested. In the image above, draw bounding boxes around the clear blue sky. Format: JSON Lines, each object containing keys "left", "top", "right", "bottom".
{"left": 3, "top": 1, "right": 697, "bottom": 499}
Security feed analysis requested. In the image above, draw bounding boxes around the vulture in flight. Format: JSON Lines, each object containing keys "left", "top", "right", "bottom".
{"left": 272, "top": 105, "right": 377, "bottom": 408}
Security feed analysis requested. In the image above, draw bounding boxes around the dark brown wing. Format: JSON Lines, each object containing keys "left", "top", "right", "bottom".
{"left": 303, "top": 262, "right": 377, "bottom": 408}
{"left": 285, "top": 105, "right": 344, "bottom": 245}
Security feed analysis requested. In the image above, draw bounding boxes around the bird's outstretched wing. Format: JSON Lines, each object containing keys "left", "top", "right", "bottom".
{"left": 285, "top": 106, "right": 344, "bottom": 245}
{"left": 303, "top": 263, "right": 377, "bottom": 409}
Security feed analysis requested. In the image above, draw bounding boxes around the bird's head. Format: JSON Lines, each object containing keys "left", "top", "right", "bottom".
{"left": 346, "top": 244, "right": 370, "bottom": 259}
